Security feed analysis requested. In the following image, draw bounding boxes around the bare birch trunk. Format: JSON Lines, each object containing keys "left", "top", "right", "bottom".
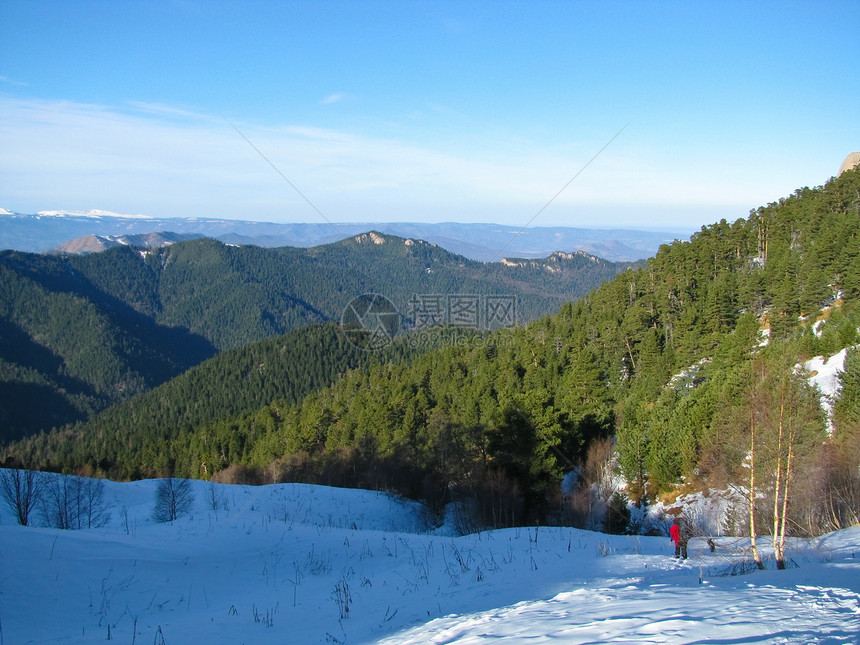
{"left": 775, "top": 425, "right": 795, "bottom": 570}
{"left": 749, "top": 407, "right": 764, "bottom": 569}
{"left": 772, "top": 400, "right": 786, "bottom": 568}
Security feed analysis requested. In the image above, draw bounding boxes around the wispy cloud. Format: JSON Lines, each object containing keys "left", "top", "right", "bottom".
{"left": 126, "top": 101, "right": 216, "bottom": 121}
{"left": 0, "top": 96, "right": 762, "bottom": 227}
{"left": 320, "top": 93, "right": 345, "bottom": 105}
{"left": 0, "top": 75, "right": 28, "bottom": 86}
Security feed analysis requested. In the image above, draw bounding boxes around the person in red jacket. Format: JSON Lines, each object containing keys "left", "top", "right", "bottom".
{"left": 670, "top": 517, "right": 689, "bottom": 559}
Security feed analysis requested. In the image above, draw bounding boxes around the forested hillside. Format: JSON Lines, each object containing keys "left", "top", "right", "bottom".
{"left": 0, "top": 234, "right": 629, "bottom": 440}
{"left": 147, "top": 233, "right": 629, "bottom": 350}
{"left": 8, "top": 323, "right": 439, "bottom": 478}
{"left": 10, "top": 170, "right": 859, "bottom": 535}
{"left": 0, "top": 249, "right": 215, "bottom": 442}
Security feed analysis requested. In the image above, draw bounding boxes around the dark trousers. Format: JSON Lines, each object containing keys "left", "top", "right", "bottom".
{"left": 675, "top": 541, "right": 688, "bottom": 559}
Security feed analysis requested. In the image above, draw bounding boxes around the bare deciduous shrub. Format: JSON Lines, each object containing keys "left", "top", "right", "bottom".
{"left": 212, "top": 464, "right": 263, "bottom": 486}
{"left": 41, "top": 473, "right": 110, "bottom": 529}
{"left": 451, "top": 468, "right": 524, "bottom": 535}
{"left": 206, "top": 482, "right": 226, "bottom": 515}
{"left": 796, "top": 442, "right": 860, "bottom": 534}
{"left": 561, "top": 438, "right": 621, "bottom": 531}
{"left": 152, "top": 477, "right": 194, "bottom": 522}
{"left": 0, "top": 466, "right": 43, "bottom": 526}
{"left": 266, "top": 452, "right": 312, "bottom": 484}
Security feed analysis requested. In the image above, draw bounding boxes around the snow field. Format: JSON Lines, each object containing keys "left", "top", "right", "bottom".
{"left": 1, "top": 477, "right": 859, "bottom": 644}
{"left": 805, "top": 348, "right": 850, "bottom": 434}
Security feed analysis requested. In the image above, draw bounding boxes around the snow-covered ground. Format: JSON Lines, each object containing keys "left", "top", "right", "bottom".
{"left": 805, "top": 348, "right": 849, "bottom": 434}
{"left": 2, "top": 477, "right": 859, "bottom": 644}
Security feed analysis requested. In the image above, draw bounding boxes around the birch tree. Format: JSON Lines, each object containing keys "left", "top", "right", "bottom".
{"left": 715, "top": 355, "right": 825, "bottom": 569}
{"left": 0, "top": 467, "right": 43, "bottom": 526}
{"left": 745, "top": 360, "right": 767, "bottom": 569}
{"left": 741, "top": 356, "right": 824, "bottom": 568}
{"left": 766, "top": 361, "right": 823, "bottom": 568}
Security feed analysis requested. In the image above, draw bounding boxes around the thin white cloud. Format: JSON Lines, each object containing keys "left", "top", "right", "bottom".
{"left": 126, "top": 101, "right": 217, "bottom": 122}
{"left": 0, "top": 96, "right": 782, "bottom": 228}
{"left": 320, "top": 93, "right": 345, "bottom": 105}
{"left": 0, "top": 75, "right": 28, "bottom": 86}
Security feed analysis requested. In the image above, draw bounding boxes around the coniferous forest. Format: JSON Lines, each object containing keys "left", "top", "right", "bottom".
{"left": 3, "top": 169, "right": 860, "bottom": 537}
{"left": 0, "top": 233, "right": 630, "bottom": 441}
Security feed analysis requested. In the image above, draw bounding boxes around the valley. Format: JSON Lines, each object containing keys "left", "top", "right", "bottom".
{"left": 0, "top": 233, "right": 630, "bottom": 442}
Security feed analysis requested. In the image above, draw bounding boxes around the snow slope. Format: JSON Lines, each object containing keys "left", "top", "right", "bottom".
{"left": 1, "top": 477, "right": 859, "bottom": 644}
{"left": 805, "top": 349, "right": 849, "bottom": 433}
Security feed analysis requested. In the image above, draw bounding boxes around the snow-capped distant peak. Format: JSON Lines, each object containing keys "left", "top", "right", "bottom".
{"left": 0, "top": 208, "right": 13, "bottom": 216}
{"left": 35, "top": 209, "right": 153, "bottom": 220}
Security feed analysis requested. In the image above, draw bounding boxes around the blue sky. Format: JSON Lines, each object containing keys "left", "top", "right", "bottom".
{"left": 1, "top": 1, "right": 858, "bottom": 231}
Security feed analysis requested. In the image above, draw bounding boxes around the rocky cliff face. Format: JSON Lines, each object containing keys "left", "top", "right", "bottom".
{"left": 838, "top": 152, "right": 860, "bottom": 177}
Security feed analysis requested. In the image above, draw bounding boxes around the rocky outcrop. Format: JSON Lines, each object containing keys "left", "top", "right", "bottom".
{"left": 353, "top": 232, "right": 386, "bottom": 245}
{"left": 838, "top": 152, "right": 860, "bottom": 177}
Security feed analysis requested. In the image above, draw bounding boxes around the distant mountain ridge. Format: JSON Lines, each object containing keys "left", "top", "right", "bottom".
{"left": 0, "top": 233, "right": 633, "bottom": 441}
{"left": 0, "top": 209, "right": 687, "bottom": 261}
{"left": 46, "top": 231, "right": 204, "bottom": 254}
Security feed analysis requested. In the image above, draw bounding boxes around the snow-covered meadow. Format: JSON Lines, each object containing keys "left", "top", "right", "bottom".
{"left": 2, "top": 477, "right": 859, "bottom": 644}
